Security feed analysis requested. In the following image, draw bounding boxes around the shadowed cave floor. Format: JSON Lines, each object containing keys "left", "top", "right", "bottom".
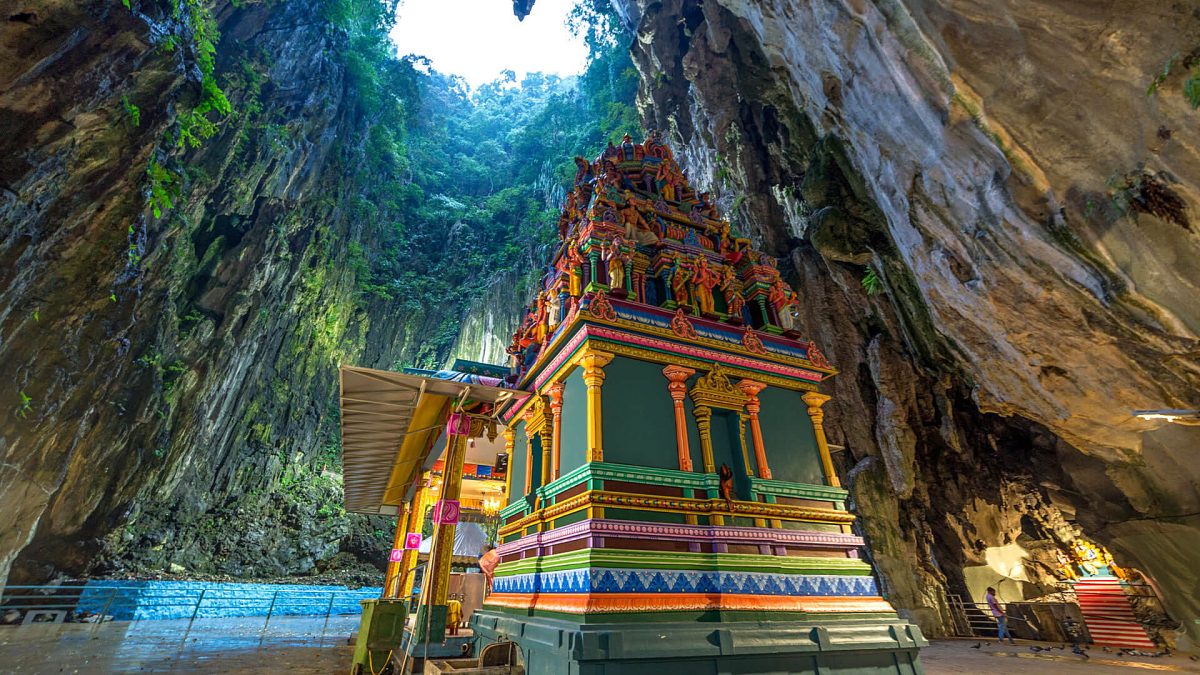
{"left": 2, "top": 621, "right": 1199, "bottom": 675}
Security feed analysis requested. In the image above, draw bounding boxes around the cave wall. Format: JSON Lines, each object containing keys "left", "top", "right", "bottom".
{"left": 611, "top": 0, "right": 1200, "bottom": 641}
{"left": 0, "top": 0, "right": 451, "bottom": 583}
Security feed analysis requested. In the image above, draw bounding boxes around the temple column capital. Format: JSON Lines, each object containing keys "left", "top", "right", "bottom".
{"left": 736, "top": 379, "right": 770, "bottom": 480}
{"left": 800, "top": 391, "right": 839, "bottom": 487}
{"left": 662, "top": 365, "right": 696, "bottom": 471}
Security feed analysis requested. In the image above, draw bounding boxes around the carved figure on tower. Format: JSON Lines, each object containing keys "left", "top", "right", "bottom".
{"left": 692, "top": 256, "right": 719, "bottom": 315}
{"left": 720, "top": 266, "right": 746, "bottom": 323}
{"left": 669, "top": 253, "right": 692, "bottom": 309}
{"left": 603, "top": 236, "right": 631, "bottom": 293}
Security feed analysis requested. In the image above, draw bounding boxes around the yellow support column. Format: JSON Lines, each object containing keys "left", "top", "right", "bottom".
{"left": 692, "top": 404, "right": 715, "bottom": 474}
{"left": 802, "top": 392, "right": 841, "bottom": 487}
{"left": 577, "top": 350, "right": 614, "bottom": 463}
{"left": 400, "top": 477, "right": 428, "bottom": 600}
{"left": 383, "top": 503, "right": 410, "bottom": 598}
{"left": 502, "top": 428, "right": 516, "bottom": 502}
{"left": 429, "top": 416, "right": 470, "bottom": 608}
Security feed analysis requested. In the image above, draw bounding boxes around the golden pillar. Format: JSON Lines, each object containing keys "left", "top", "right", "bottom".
{"left": 577, "top": 350, "right": 614, "bottom": 462}
{"left": 736, "top": 379, "right": 771, "bottom": 479}
{"left": 692, "top": 404, "right": 715, "bottom": 473}
{"left": 522, "top": 425, "right": 534, "bottom": 498}
{"left": 662, "top": 365, "right": 696, "bottom": 471}
{"left": 383, "top": 503, "right": 410, "bottom": 598}
{"left": 400, "top": 477, "right": 428, "bottom": 600}
{"left": 502, "top": 428, "right": 515, "bottom": 502}
{"left": 548, "top": 382, "right": 566, "bottom": 480}
{"left": 524, "top": 396, "right": 552, "bottom": 490}
{"left": 429, "top": 415, "right": 470, "bottom": 606}
{"left": 801, "top": 392, "right": 840, "bottom": 487}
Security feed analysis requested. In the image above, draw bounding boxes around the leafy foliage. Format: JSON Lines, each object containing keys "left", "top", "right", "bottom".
{"left": 146, "top": 160, "right": 179, "bottom": 218}
{"left": 329, "top": 0, "right": 640, "bottom": 366}
{"left": 861, "top": 267, "right": 882, "bottom": 295}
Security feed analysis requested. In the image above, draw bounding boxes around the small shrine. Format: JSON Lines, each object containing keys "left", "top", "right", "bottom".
{"left": 469, "top": 133, "right": 925, "bottom": 673}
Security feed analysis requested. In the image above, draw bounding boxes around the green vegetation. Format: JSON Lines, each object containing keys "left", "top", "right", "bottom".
{"left": 146, "top": 160, "right": 178, "bottom": 219}
{"left": 318, "top": 0, "right": 639, "bottom": 366}
{"left": 1146, "top": 51, "right": 1200, "bottom": 110}
{"left": 861, "top": 267, "right": 882, "bottom": 295}
{"left": 15, "top": 391, "right": 33, "bottom": 419}
{"left": 121, "top": 95, "right": 140, "bottom": 127}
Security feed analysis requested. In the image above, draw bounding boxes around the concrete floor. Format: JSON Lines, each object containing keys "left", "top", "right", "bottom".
{"left": 3, "top": 621, "right": 1199, "bottom": 674}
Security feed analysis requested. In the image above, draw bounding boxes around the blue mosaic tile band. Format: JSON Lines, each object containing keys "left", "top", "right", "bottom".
{"left": 491, "top": 569, "right": 877, "bottom": 597}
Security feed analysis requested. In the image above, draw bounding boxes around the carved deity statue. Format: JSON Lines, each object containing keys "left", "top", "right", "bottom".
{"left": 547, "top": 289, "right": 562, "bottom": 332}
{"left": 691, "top": 256, "right": 719, "bottom": 315}
{"left": 669, "top": 254, "right": 692, "bottom": 308}
{"left": 769, "top": 281, "right": 800, "bottom": 331}
{"left": 720, "top": 266, "right": 746, "bottom": 321}
{"left": 603, "top": 237, "right": 631, "bottom": 292}
{"left": 557, "top": 238, "right": 585, "bottom": 297}
{"left": 619, "top": 191, "right": 660, "bottom": 245}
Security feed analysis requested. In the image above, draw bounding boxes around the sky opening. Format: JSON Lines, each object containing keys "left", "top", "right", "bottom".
{"left": 390, "top": 0, "right": 590, "bottom": 88}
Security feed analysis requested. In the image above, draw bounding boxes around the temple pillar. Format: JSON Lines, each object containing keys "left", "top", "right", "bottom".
{"left": 429, "top": 415, "right": 470, "bottom": 607}
{"left": 693, "top": 404, "right": 715, "bottom": 474}
{"left": 801, "top": 392, "right": 841, "bottom": 487}
{"left": 400, "top": 476, "right": 428, "bottom": 600}
{"left": 662, "top": 365, "right": 696, "bottom": 471}
{"left": 577, "top": 350, "right": 614, "bottom": 462}
{"left": 548, "top": 382, "right": 565, "bottom": 479}
{"left": 383, "top": 503, "right": 410, "bottom": 598}
{"left": 502, "top": 428, "right": 515, "bottom": 502}
{"left": 736, "top": 379, "right": 771, "bottom": 479}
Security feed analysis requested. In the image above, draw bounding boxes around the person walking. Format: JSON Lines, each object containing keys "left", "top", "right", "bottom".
{"left": 985, "top": 586, "right": 1016, "bottom": 644}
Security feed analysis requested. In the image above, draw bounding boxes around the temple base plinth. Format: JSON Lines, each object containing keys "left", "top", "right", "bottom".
{"left": 471, "top": 610, "right": 925, "bottom": 675}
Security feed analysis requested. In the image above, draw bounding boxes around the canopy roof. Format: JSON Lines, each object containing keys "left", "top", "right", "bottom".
{"left": 339, "top": 365, "right": 525, "bottom": 515}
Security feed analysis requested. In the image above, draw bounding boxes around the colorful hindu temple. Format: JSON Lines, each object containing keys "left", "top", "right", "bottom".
{"left": 461, "top": 133, "right": 925, "bottom": 673}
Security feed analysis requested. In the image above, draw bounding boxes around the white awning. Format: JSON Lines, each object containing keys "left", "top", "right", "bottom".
{"left": 338, "top": 365, "right": 526, "bottom": 515}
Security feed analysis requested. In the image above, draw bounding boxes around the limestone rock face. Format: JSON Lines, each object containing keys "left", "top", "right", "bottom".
{"left": 613, "top": 0, "right": 1200, "bottom": 640}
{"left": 0, "top": 0, "right": 436, "bottom": 583}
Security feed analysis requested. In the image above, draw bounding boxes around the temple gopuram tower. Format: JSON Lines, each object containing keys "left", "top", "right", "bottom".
{"left": 470, "top": 133, "right": 925, "bottom": 674}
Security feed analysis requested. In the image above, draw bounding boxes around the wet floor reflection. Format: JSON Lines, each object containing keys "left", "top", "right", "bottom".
{"left": 0, "top": 615, "right": 358, "bottom": 673}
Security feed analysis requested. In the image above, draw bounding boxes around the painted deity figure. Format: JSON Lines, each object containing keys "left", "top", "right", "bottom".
{"left": 546, "top": 288, "right": 562, "bottom": 332}
{"left": 1054, "top": 549, "right": 1078, "bottom": 580}
{"left": 692, "top": 256, "right": 719, "bottom": 315}
{"left": 656, "top": 162, "right": 682, "bottom": 202}
{"left": 720, "top": 266, "right": 746, "bottom": 322}
{"left": 769, "top": 280, "right": 800, "bottom": 331}
{"left": 669, "top": 254, "right": 692, "bottom": 308}
{"left": 603, "top": 237, "right": 630, "bottom": 292}
{"left": 619, "top": 191, "right": 660, "bottom": 245}
{"left": 573, "top": 156, "right": 594, "bottom": 186}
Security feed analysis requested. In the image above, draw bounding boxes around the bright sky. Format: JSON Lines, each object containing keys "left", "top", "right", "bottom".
{"left": 390, "top": 0, "right": 589, "bottom": 88}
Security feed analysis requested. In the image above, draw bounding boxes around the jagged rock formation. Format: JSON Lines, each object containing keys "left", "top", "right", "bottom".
{"left": 0, "top": 0, "right": 442, "bottom": 583}
{"left": 608, "top": 0, "right": 1200, "bottom": 643}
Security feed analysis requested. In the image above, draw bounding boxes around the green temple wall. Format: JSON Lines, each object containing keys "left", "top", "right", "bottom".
{"left": 559, "top": 368, "right": 588, "bottom": 475}
{"left": 508, "top": 421, "right": 528, "bottom": 506}
{"left": 710, "top": 409, "right": 753, "bottom": 499}
{"left": 758, "top": 386, "right": 825, "bottom": 485}
{"left": 600, "top": 356, "right": 678, "bottom": 470}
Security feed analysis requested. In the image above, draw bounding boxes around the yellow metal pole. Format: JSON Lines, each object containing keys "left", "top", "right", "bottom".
{"left": 399, "top": 478, "right": 428, "bottom": 600}
{"left": 801, "top": 392, "right": 840, "bottom": 487}
{"left": 430, "top": 417, "right": 470, "bottom": 607}
{"left": 383, "top": 504, "right": 410, "bottom": 598}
